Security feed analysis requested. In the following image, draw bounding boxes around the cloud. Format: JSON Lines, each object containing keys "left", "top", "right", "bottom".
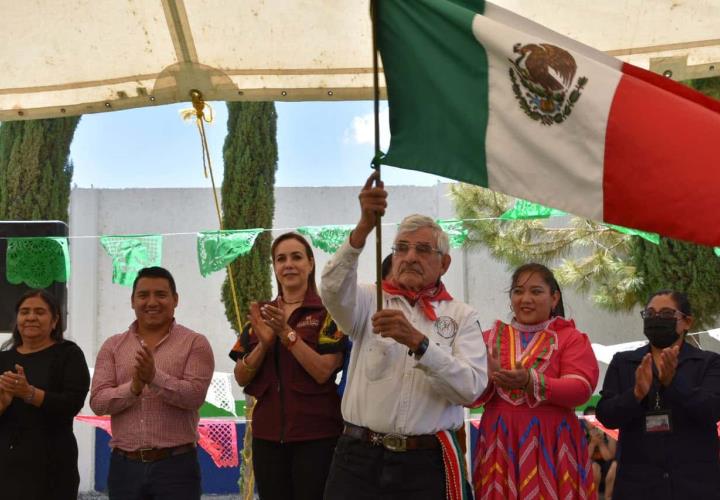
{"left": 345, "top": 106, "right": 390, "bottom": 150}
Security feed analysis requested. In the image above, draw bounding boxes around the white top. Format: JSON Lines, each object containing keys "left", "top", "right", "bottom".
{"left": 321, "top": 240, "right": 488, "bottom": 435}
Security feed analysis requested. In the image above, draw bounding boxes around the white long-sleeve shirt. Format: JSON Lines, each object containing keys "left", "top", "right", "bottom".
{"left": 321, "top": 240, "right": 488, "bottom": 435}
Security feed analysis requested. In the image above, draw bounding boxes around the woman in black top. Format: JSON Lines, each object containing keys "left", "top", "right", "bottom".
{"left": 0, "top": 289, "right": 90, "bottom": 500}
{"left": 596, "top": 290, "right": 720, "bottom": 499}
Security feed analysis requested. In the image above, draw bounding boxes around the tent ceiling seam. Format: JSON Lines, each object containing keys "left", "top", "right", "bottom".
{"left": 0, "top": 68, "right": 385, "bottom": 95}
{"left": 162, "top": 0, "right": 198, "bottom": 64}
{"left": 606, "top": 38, "right": 720, "bottom": 57}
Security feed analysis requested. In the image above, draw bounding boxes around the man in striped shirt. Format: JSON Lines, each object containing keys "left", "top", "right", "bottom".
{"left": 90, "top": 267, "right": 214, "bottom": 500}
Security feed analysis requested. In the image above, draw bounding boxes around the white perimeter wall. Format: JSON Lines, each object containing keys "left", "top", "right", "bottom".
{"left": 68, "top": 184, "right": 640, "bottom": 491}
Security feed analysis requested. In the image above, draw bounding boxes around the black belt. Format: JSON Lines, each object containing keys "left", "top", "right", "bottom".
{"left": 343, "top": 422, "right": 439, "bottom": 452}
{"left": 112, "top": 443, "right": 196, "bottom": 463}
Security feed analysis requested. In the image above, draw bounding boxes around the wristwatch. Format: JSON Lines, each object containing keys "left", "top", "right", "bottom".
{"left": 286, "top": 330, "right": 298, "bottom": 349}
{"left": 408, "top": 335, "right": 430, "bottom": 360}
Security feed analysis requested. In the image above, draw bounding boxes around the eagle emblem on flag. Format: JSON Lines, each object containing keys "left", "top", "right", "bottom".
{"left": 508, "top": 42, "right": 588, "bottom": 125}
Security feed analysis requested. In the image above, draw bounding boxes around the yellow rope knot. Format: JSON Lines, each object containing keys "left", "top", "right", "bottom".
{"left": 180, "top": 90, "right": 214, "bottom": 178}
{"left": 180, "top": 89, "right": 243, "bottom": 335}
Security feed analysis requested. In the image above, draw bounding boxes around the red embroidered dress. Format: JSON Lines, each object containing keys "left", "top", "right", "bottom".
{"left": 471, "top": 317, "right": 599, "bottom": 500}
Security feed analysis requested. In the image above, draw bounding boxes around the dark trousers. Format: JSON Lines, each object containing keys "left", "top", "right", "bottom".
{"left": 108, "top": 449, "right": 201, "bottom": 500}
{"left": 253, "top": 436, "right": 338, "bottom": 500}
{"left": 323, "top": 435, "right": 447, "bottom": 500}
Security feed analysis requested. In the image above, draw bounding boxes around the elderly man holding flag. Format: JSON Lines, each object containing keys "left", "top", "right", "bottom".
{"left": 320, "top": 173, "right": 488, "bottom": 499}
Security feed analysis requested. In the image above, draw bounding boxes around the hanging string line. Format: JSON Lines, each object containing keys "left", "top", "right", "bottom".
{"left": 0, "top": 217, "right": 516, "bottom": 240}
{"left": 0, "top": 217, "right": 619, "bottom": 240}
{"left": 189, "top": 90, "right": 243, "bottom": 334}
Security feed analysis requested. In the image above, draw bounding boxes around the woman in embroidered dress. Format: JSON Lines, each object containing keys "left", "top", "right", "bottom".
{"left": 471, "top": 263, "right": 599, "bottom": 500}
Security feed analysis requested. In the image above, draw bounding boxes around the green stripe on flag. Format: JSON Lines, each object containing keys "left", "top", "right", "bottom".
{"left": 379, "top": 0, "right": 489, "bottom": 186}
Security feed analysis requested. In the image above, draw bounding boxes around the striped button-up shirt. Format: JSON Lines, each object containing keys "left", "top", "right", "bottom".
{"left": 90, "top": 321, "right": 214, "bottom": 451}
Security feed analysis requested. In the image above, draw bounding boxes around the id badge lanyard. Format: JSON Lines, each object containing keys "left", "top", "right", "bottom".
{"left": 644, "top": 373, "right": 673, "bottom": 434}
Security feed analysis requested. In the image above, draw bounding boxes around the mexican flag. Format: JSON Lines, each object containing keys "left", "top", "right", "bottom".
{"left": 378, "top": 0, "right": 720, "bottom": 246}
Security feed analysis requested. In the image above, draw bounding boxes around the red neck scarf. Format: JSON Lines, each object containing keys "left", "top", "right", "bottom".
{"left": 381, "top": 280, "right": 453, "bottom": 321}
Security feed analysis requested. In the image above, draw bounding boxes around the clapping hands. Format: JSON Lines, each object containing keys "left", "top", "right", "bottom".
{"left": 487, "top": 345, "right": 530, "bottom": 391}
{"left": 656, "top": 345, "right": 679, "bottom": 386}
{"left": 634, "top": 345, "right": 679, "bottom": 401}
{"left": 131, "top": 342, "right": 156, "bottom": 396}
{"left": 0, "top": 364, "right": 31, "bottom": 400}
{"left": 260, "top": 301, "right": 292, "bottom": 339}
{"left": 249, "top": 302, "right": 278, "bottom": 347}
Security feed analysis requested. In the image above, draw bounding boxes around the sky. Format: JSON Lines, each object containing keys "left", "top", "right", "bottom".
{"left": 69, "top": 101, "right": 452, "bottom": 189}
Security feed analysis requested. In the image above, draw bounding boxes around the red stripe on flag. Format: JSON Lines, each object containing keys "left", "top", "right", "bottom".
{"left": 622, "top": 64, "right": 720, "bottom": 114}
{"left": 603, "top": 63, "right": 720, "bottom": 246}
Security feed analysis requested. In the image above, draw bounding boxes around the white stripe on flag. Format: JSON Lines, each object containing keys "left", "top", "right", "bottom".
{"left": 472, "top": 8, "right": 623, "bottom": 221}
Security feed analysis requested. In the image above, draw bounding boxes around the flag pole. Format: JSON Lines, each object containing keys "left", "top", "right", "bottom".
{"left": 371, "top": 0, "right": 383, "bottom": 312}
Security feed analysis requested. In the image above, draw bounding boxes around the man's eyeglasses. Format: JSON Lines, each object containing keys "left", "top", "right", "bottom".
{"left": 640, "top": 308, "right": 686, "bottom": 320}
{"left": 392, "top": 242, "right": 442, "bottom": 257}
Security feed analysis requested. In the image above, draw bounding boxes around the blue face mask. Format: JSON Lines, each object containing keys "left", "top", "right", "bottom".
{"left": 643, "top": 316, "right": 679, "bottom": 349}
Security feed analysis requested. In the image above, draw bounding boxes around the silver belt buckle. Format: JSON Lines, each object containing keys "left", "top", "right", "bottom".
{"left": 382, "top": 433, "right": 407, "bottom": 452}
{"left": 138, "top": 448, "right": 153, "bottom": 463}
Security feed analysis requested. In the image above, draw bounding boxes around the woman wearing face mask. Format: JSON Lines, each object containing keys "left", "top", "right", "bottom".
{"left": 596, "top": 290, "right": 720, "bottom": 499}
{"left": 471, "top": 263, "right": 599, "bottom": 499}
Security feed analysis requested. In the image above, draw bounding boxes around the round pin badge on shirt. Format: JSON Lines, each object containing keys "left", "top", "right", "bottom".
{"left": 433, "top": 316, "right": 458, "bottom": 340}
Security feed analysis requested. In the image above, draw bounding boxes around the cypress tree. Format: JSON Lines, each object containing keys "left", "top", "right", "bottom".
{"left": 221, "top": 102, "right": 277, "bottom": 332}
{"left": 632, "top": 238, "right": 720, "bottom": 329}
{"left": 687, "top": 76, "right": 720, "bottom": 100}
{"left": 0, "top": 117, "right": 81, "bottom": 221}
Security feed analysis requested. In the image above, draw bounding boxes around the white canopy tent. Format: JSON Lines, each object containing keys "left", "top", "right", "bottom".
{"left": 1, "top": 0, "right": 718, "bottom": 121}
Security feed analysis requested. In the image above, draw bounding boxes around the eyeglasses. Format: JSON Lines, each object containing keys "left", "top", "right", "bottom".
{"left": 392, "top": 242, "right": 442, "bottom": 257}
{"left": 640, "top": 308, "right": 686, "bottom": 320}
